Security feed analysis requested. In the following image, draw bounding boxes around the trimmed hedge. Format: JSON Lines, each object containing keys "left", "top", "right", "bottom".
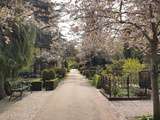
{"left": 42, "top": 67, "right": 67, "bottom": 90}
{"left": 45, "top": 81, "right": 54, "bottom": 91}
{"left": 42, "top": 68, "right": 66, "bottom": 80}
{"left": 53, "top": 78, "right": 60, "bottom": 88}
{"left": 45, "top": 78, "right": 60, "bottom": 91}
{"left": 42, "top": 69, "right": 55, "bottom": 80}
{"left": 31, "top": 81, "right": 42, "bottom": 91}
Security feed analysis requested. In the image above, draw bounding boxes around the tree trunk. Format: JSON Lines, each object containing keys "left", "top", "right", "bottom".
{"left": 0, "top": 78, "right": 5, "bottom": 100}
{"left": 150, "top": 44, "right": 160, "bottom": 120}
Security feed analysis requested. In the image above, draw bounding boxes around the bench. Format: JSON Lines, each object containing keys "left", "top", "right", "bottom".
{"left": 4, "top": 81, "right": 32, "bottom": 101}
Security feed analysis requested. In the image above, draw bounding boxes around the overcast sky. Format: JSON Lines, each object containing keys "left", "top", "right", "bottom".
{"left": 51, "top": 0, "right": 80, "bottom": 41}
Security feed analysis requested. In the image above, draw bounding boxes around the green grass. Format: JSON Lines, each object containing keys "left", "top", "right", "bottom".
{"left": 136, "top": 115, "right": 153, "bottom": 120}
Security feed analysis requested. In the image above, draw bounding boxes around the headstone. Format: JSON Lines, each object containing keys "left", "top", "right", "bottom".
{"left": 139, "top": 71, "right": 151, "bottom": 89}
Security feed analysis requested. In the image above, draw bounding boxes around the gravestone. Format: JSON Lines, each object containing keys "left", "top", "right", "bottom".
{"left": 139, "top": 71, "right": 151, "bottom": 89}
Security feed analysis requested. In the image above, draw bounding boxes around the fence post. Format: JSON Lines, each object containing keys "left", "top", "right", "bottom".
{"left": 109, "top": 77, "right": 111, "bottom": 98}
{"left": 127, "top": 75, "right": 130, "bottom": 98}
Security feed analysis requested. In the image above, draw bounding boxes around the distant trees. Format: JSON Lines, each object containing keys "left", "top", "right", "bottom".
{"left": 123, "top": 43, "right": 143, "bottom": 63}
{"left": 27, "top": 0, "right": 68, "bottom": 68}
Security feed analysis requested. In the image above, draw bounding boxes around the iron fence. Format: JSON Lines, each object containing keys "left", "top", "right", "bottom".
{"left": 101, "top": 71, "right": 151, "bottom": 100}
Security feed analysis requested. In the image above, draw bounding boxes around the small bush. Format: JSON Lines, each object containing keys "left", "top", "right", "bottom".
{"left": 123, "top": 58, "right": 145, "bottom": 73}
{"left": 84, "top": 70, "right": 96, "bottom": 79}
{"left": 101, "top": 60, "right": 124, "bottom": 76}
{"left": 42, "top": 69, "right": 55, "bottom": 80}
{"left": 123, "top": 58, "right": 145, "bottom": 82}
{"left": 92, "top": 74, "right": 101, "bottom": 88}
{"left": 54, "top": 67, "right": 66, "bottom": 78}
{"left": 48, "top": 71, "right": 55, "bottom": 79}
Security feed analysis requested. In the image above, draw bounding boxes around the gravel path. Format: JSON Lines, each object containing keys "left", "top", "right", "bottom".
{"left": 0, "top": 91, "right": 53, "bottom": 120}
{"left": 112, "top": 100, "right": 152, "bottom": 120}
{"left": 34, "top": 69, "right": 125, "bottom": 120}
{"left": 0, "top": 69, "right": 126, "bottom": 120}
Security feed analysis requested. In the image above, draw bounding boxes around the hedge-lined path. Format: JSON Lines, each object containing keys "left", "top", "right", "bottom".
{"left": 0, "top": 69, "right": 126, "bottom": 120}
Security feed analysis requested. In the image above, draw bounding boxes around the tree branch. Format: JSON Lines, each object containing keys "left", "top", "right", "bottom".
{"left": 119, "top": 21, "right": 152, "bottom": 42}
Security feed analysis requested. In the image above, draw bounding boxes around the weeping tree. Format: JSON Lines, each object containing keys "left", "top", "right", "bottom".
{"left": 0, "top": 20, "right": 37, "bottom": 99}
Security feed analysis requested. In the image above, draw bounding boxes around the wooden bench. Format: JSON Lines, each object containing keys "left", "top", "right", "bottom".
{"left": 4, "top": 81, "right": 32, "bottom": 101}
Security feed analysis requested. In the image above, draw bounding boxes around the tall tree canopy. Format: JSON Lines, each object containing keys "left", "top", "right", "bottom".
{"left": 71, "top": 0, "right": 160, "bottom": 119}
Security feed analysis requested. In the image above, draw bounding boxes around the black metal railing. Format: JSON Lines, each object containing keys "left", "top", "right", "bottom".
{"left": 101, "top": 71, "right": 151, "bottom": 100}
